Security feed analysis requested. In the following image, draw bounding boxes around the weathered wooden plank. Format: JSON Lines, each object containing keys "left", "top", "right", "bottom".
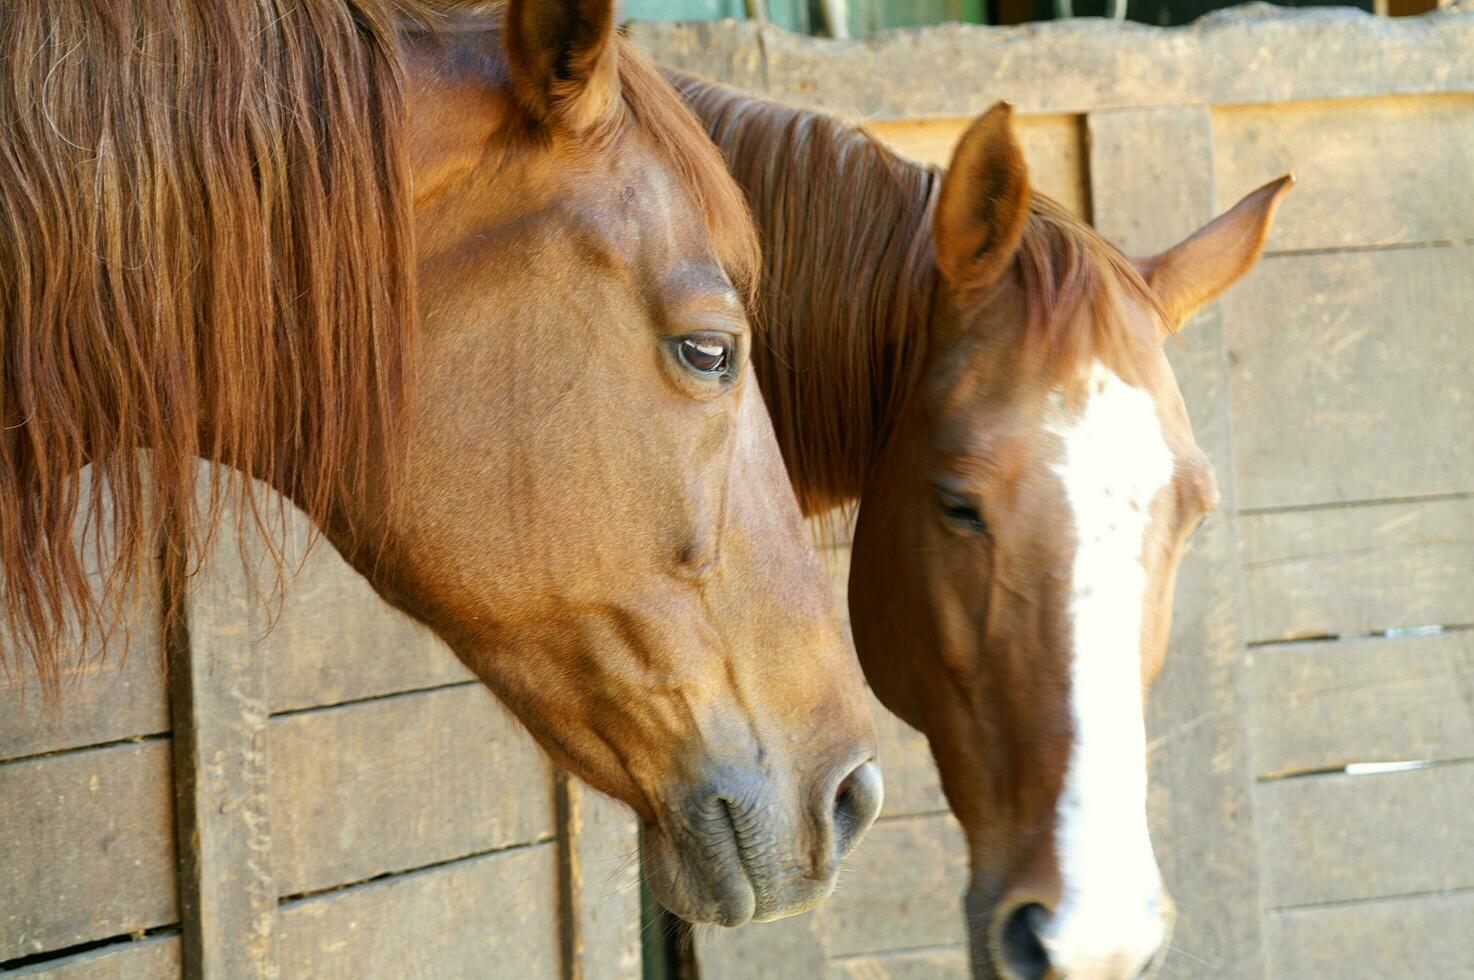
{"left": 1240, "top": 497, "right": 1474, "bottom": 644}
{"left": 867, "top": 114, "right": 1088, "bottom": 220}
{"left": 1091, "top": 105, "right": 1266, "bottom": 979}
{"left": 1, "top": 470, "right": 167, "bottom": 762}
{"left": 268, "top": 684, "right": 554, "bottom": 898}
{"left": 556, "top": 773, "right": 641, "bottom": 980}
{"left": 635, "top": 7, "right": 1474, "bottom": 119}
{"left": 0, "top": 647, "right": 168, "bottom": 764}
{"left": 1257, "top": 761, "right": 1474, "bottom": 908}
{"left": 257, "top": 510, "right": 471, "bottom": 715}
{"left": 1222, "top": 246, "right": 1474, "bottom": 511}
{"left": 693, "top": 908, "right": 829, "bottom": 980}
{"left": 1264, "top": 888, "right": 1474, "bottom": 978}
{"left": 6, "top": 935, "right": 182, "bottom": 979}
{"left": 169, "top": 502, "right": 277, "bottom": 978}
{"left": 1214, "top": 94, "right": 1474, "bottom": 253}
{"left": 816, "top": 813, "right": 968, "bottom": 957}
{"left": 871, "top": 696, "right": 948, "bottom": 820}
{"left": 828, "top": 947, "right": 970, "bottom": 980}
{"left": 0, "top": 742, "right": 177, "bottom": 960}
{"left": 1247, "top": 630, "right": 1474, "bottom": 779}
{"left": 274, "top": 843, "right": 560, "bottom": 979}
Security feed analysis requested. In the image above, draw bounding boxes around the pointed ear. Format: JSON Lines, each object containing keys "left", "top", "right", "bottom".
{"left": 1137, "top": 175, "right": 1294, "bottom": 329}
{"left": 933, "top": 102, "right": 1031, "bottom": 290}
{"left": 504, "top": 0, "right": 619, "bottom": 132}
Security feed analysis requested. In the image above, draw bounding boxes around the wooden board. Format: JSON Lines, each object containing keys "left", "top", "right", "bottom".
{"left": 872, "top": 696, "right": 949, "bottom": 819}
{"left": 0, "top": 741, "right": 177, "bottom": 960}
{"left": 274, "top": 843, "right": 560, "bottom": 979}
{"left": 1264, "top": 888, "right": 1474, "bottom": 978}
{"left": 1256, "top": 761, "right": 1474, "bottom": 909}
{"left": 694, "top": 912, "right": 829, "bottom": 980}
{"left": 828, "top": 947, "right": 970, "bottom": 979}
{"left": 0, "top": 646, "right": 168, "bottom": 764}
{"left": 635, "top": 9, "right": 1474, "bottom": 119}
{"left": 1214, "top": 94, "right": 1474, "bottom": 253}
{"left": 6, "top": 935, "right": 182, "bottom": 979}
{"left": 1247, "top": 630, "right": 1474, "bottom": 779}
{"left": 557, "top": 774, "right": 642, "bottom": 980}
{"left": 256, "top": 510, "right": 472, "bottom": 715}
{"left": 867, "top": 114, "right": 1089, "bottom": 220}
{"left": 169, "top": 501, "right": 277, "bottom": 978}
{"left": 1240, "top": 496, "right": 1474, "bottom": 644}
{"left": 1221, "top": 246, "right": 1474, "bottom": 511}
{"left": 815, "top": 813, "right": 968, "bottom": 957}
{"left": 0, "top": 472, "right": 167, "bottom": 762}
{"left": 267, "top": 684, "right": 555, "bottom": 897}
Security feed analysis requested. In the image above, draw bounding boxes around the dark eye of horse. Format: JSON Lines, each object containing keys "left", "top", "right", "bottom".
{"left": 935, "top": 486, "right": 989, "bottom": 536}
{"left": 675, "top": 333, "right": 734, "bottom": 378}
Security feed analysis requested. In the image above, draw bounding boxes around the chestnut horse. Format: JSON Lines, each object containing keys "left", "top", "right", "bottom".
{"left": 0, "top": 1, "right": 882, "bottom": 927}
{"left": 677, "top": 74, "right": 1288, "bottom": 975}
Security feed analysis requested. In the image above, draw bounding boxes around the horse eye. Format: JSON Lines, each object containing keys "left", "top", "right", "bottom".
{"left": 935, "top": 487, "right": 989, "bottom": 536}
{"left": 675, "top": 333, "right": 734, "bottom": 378}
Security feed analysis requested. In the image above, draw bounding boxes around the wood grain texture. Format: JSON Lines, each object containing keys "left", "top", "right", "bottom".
{"left": 1257, "top": 761, "right": 1474, "bottom": 908}
{"left": 0, "top": 742, "right": 177, "bottom": 960}
{"left": 6, "top": 935, "right": 182, "bottom": 979}
{"left": 0, "top": 470, "right": 167, "bottom": 762}
{"left": 1240, "top": 496, "right": 1474, "bottom": 644}
{"left": 1264, "top": 888, "right": 1474, "bottom": 977}
{"left": 693, "top": 911, "right": 829, "bottom": 980}
{"left": 1091, "top": 105, "right": 1267, "bottom": 979}
{"left": 872, "top": 696, "right": 949, "bottom": 819}
{"left": 867, "top": 114, "right": 1088, "bottom": 220}
{"left": 1214, "top": 94, "right": 1474, "bottom": 253}
{"left": 1222, "top": 247, "right": 1474, "bottom": 510}
{"left": 274, "top": 843, "right": 560, "bottom": 979}
{"left": 1247, "top": 630, "right": 1474, "bottom": 778}
{"left": 268, "top": 684, "right": 555, "bottom": 897}
{"left": 815, "top": 813, "right": 968, "bottom": 957}
{"left": 170, "top": 501, "right": 277, "bottom": 978}
{"left": 0, "top": 646, "right": 168, "bottom": 764}
{"left": 557, "top": 774, "right": 641, "bottom": 980}
{"left": 828, "top": 947, "right": 970, "bottom": 979}
{"left": 256, "top": 510, "right": 472, "bottom": 715}
{"left": 635, "top": 7, "right": 1474, "bottom": 119}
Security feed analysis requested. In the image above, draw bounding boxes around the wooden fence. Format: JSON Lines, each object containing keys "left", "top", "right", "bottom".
{"left": 4, "top": 6, "right": 1473, "bottom": 978}
{"left": 1, "top": 484, "right": 641, "bottom": 978}
{"left": 637, "top": 5, "right": 1474, "bottom": 978}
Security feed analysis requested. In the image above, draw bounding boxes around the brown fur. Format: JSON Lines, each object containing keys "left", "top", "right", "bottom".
{"left": 0, "top": 3, "right": 756, "bottom": 698}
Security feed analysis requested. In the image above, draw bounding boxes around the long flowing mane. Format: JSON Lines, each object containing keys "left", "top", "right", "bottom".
{"left": 673, "top": 72, "right": 1161, "bottom": 514}
{"left": 0, "top": 2, "right": 757, "bottom": 699}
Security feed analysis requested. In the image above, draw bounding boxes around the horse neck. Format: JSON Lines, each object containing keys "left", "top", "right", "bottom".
{"left": 676, "top": 74, "right": 943, "bottom": 515}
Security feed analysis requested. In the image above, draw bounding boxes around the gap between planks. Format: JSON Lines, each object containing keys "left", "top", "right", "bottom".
{"left": 276, "top": 833, "right": 558, "bottom": 907}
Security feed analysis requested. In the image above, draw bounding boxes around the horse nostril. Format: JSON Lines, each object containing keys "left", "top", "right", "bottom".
{"left": 830, "top": 760, "right": 883, "bottom": 861}
{"left": 998, "top": 902, "right": 1051, "bottom": 980}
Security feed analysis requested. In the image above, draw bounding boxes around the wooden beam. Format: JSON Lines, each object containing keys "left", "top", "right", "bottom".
{"left": 166, "top": 485, "right": 278, "bottom": 979}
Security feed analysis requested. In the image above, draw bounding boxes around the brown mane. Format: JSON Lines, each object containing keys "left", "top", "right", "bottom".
{"left": 0, "top": 2, "right": 756, "bottom": 699}
{"left": 673, "top": 72, "right": 1162, "bottom": 513}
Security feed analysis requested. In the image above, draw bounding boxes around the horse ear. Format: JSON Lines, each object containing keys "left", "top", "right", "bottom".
{"left": 504, "top": 0, "right": 619, "bottom": 132}
{"left": 933, "top": 102, "right": 1031, "bottom": 290}
{"left": 1136, "top": 175, "right": 1294, "bottom": 330}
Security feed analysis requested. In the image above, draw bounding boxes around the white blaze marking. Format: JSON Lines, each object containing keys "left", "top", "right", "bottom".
{"left": 1042, "top": 361, "right": 1172, "bottom": 978}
